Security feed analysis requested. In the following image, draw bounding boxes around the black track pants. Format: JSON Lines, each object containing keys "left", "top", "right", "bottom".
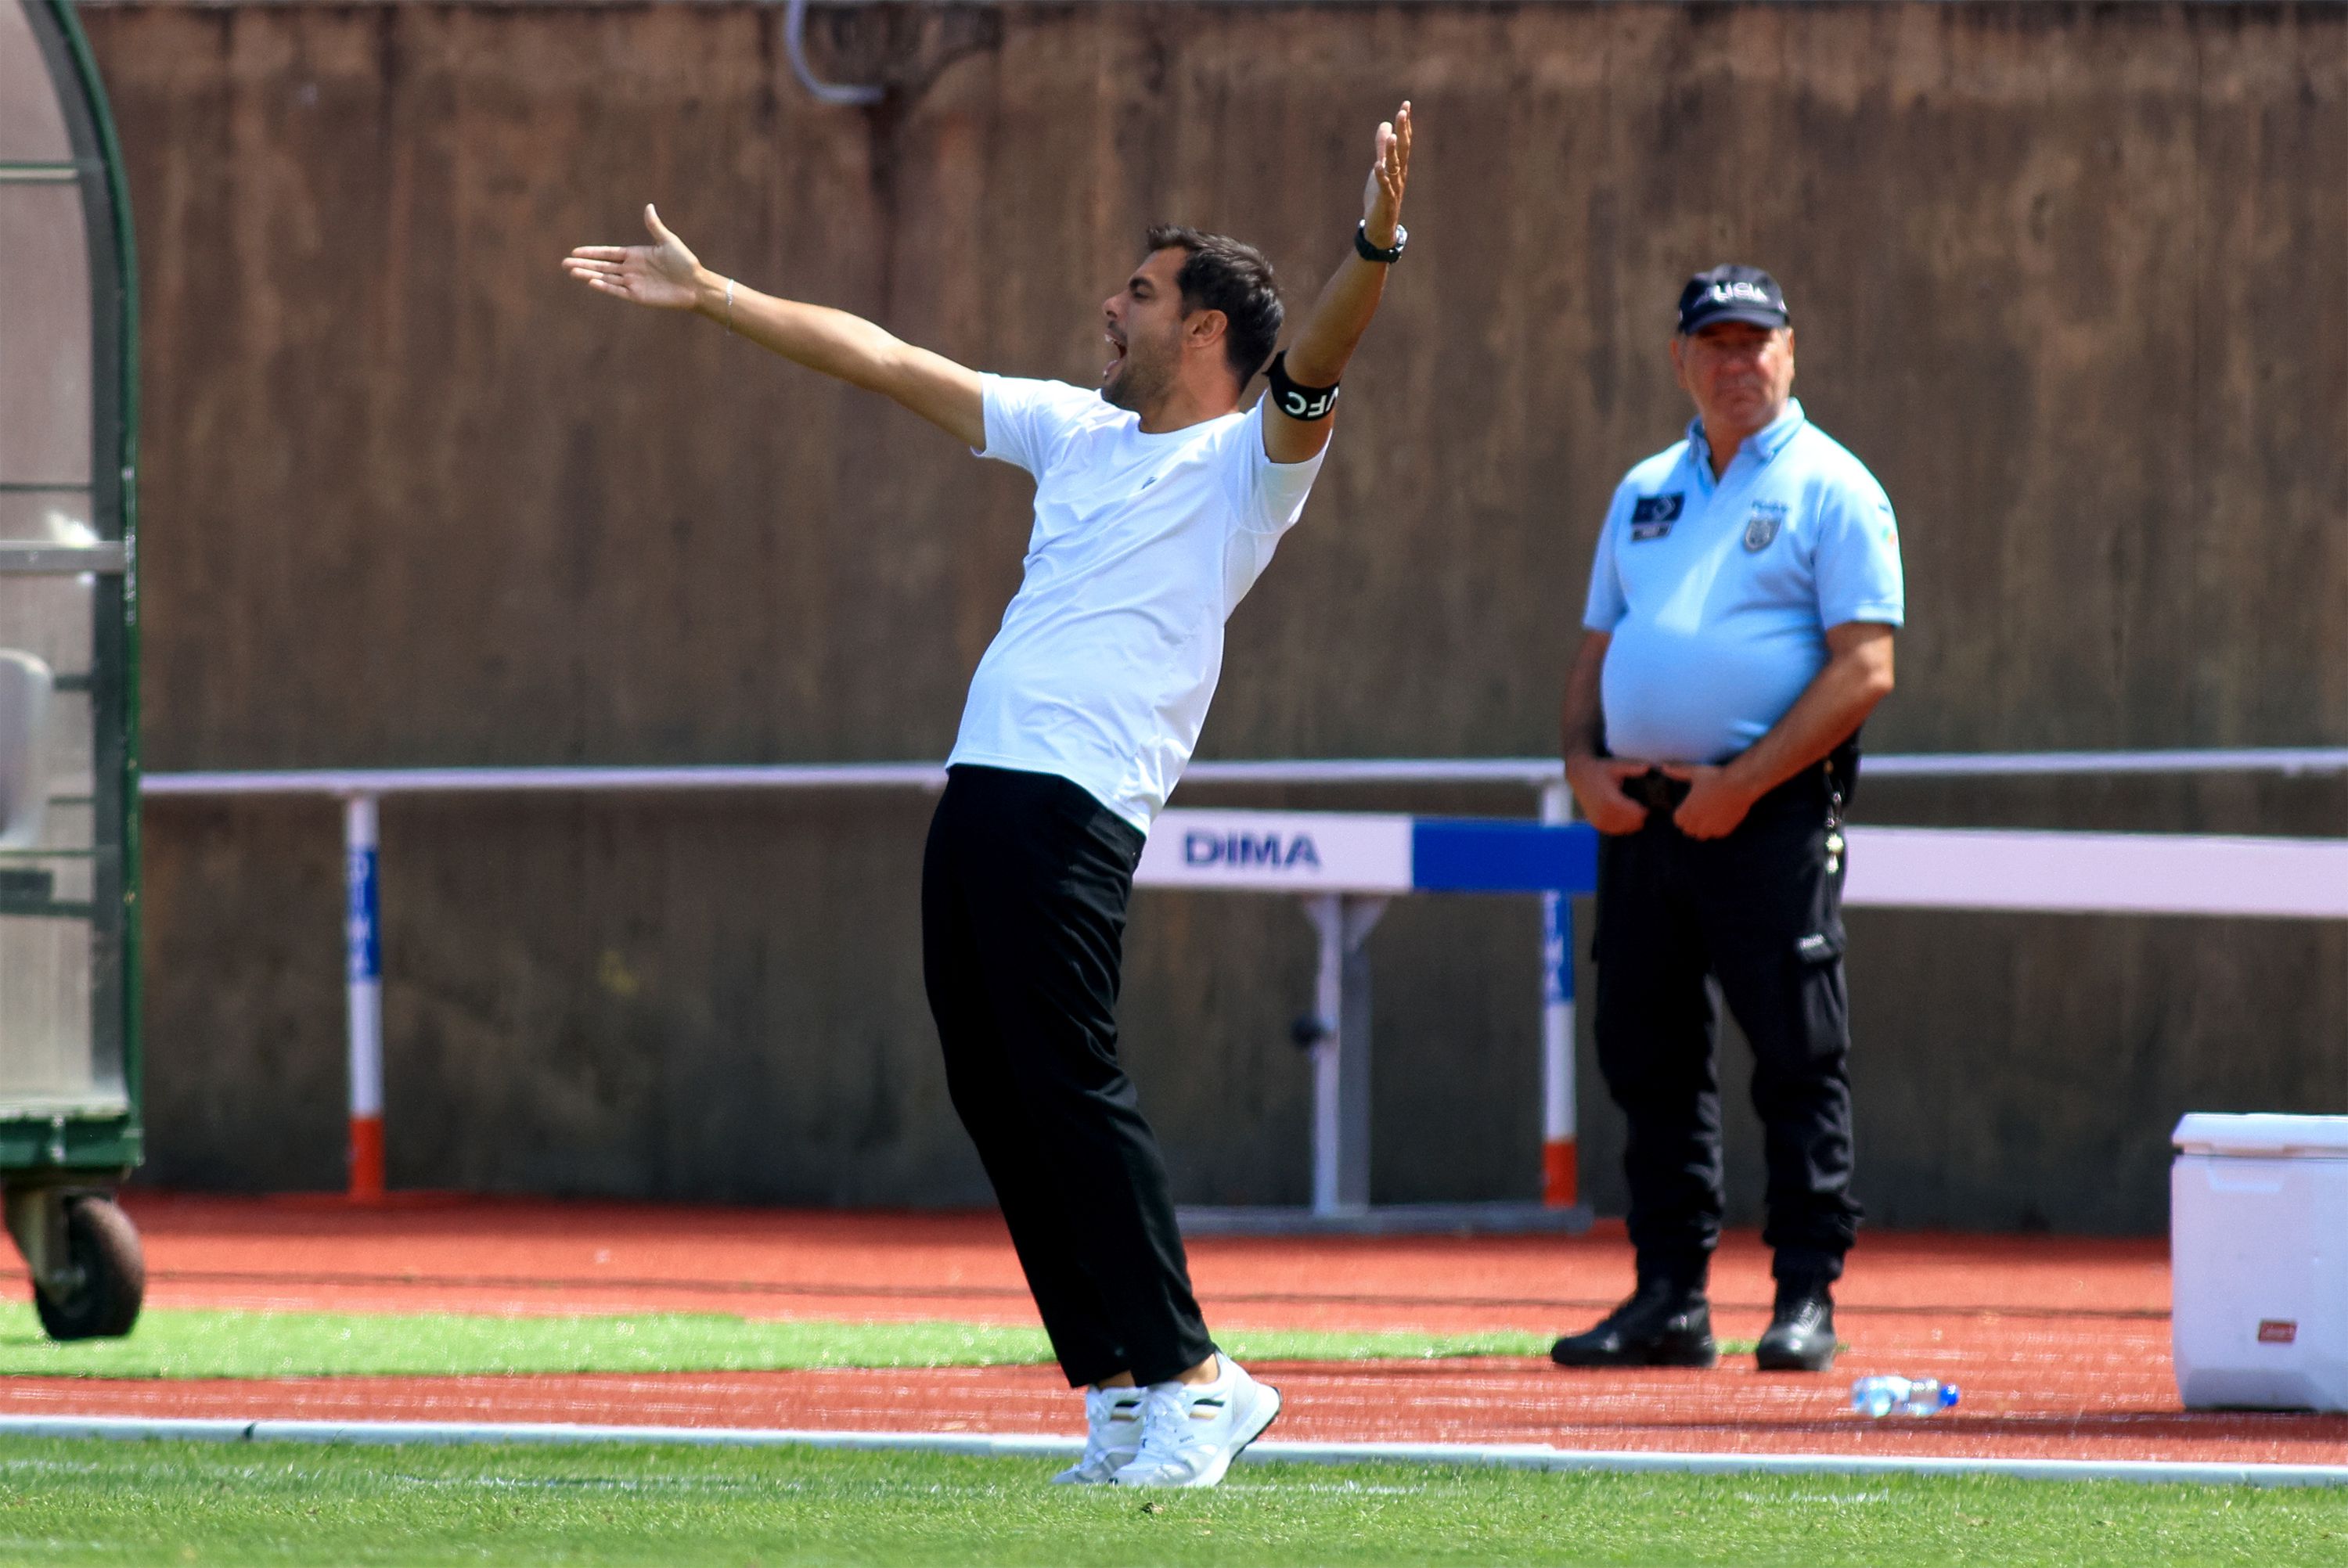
{"left": 920, "top": 764, "right": 1215, "bottom": 1388}
{"left": 1593, "top": 768, "right": 1864, "bottom": 1288}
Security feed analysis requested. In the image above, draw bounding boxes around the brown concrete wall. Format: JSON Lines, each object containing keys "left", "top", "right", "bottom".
{"left": 84, "top": 2, "right": 2348, "bottom": 1231}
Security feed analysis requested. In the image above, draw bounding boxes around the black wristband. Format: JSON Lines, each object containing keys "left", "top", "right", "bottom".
{"left": 1264, "top": 351, "right": 1340, "bottom": 422}
{"left": 1354, "top": 221, "right": 1407, "bottom": 264}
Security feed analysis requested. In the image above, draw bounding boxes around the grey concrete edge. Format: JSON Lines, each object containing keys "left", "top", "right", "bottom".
{"left": 2, "top": 1416, "right": 2345, "bottom": 1489}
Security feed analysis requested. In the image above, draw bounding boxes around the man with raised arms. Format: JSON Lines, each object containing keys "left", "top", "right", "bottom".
{"left": 564, "top": 102, "right": 1414, "bottom": 1488}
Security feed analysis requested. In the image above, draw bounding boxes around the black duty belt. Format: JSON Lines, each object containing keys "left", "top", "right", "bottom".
{"left": 1626, "top": 770, "right": 1693, "bottom": 814}
{"left": 1622, "top": 761, "right": 1839, "bottom": 820}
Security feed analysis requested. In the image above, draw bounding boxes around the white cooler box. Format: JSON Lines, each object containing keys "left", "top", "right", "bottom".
{"left": 2171, "top": 1113, "right": 2348, "bottom": 1412}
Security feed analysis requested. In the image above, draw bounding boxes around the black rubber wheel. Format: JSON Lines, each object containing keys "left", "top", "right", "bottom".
{"left": 32, "top": 1195, "right": 145, "bottom": 1341}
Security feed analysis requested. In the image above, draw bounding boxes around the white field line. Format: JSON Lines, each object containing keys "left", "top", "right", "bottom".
{"left": 0, "top": 1415, "right": 2342, "bottom": 1489}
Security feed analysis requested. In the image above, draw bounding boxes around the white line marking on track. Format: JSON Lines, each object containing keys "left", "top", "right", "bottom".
{"left": 0, "top": 1417, "right": 2341, "bottom": 1489}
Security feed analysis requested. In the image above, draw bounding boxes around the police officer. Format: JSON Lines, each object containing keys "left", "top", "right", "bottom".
{"left": 1550, "top": 266, "right": 1902, "bottom": 1374}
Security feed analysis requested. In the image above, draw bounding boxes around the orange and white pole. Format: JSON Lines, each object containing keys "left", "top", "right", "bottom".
{"left": 1540, "top": 780, "right": 1577, "bottom": 1207}
{"left": 344, "top": 793, "right": 385, "bottom": 1202}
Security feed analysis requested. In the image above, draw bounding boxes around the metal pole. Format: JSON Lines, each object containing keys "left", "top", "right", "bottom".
{"left": 1301, "top": 893, "right": 1384, "bottom": 1216}
{"left": 1336, "top": 896, "right": 1384, "bottom": 1210}
{"left": 344, "top": 793, "right": 384, "bottom": 1203}
{"left": 1303, "top": 894, "right": 1345, "bottom": 1214}
{"left": 1540, "top": 780, "right": 1577, "bottom": 1207}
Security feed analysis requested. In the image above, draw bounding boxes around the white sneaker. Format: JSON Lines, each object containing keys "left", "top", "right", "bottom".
{"left": 1050, "top": 1386, "right": 1147, "bottom": 1484}
{"left": 1111, "top": 1357, "right": 1281, "bottom": 1489}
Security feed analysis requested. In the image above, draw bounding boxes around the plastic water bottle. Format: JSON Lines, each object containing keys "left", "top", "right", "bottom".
{"left": 1849, "top": 1376, "right": 1959, "bottom": 1418}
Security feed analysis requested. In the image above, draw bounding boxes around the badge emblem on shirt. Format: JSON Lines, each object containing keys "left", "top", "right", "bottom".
{"left": 1743, "top": 501, "right": 1788, "bottom": 552}
{"left": 1630, "top": 493, "right": 1684, "bottom": 541}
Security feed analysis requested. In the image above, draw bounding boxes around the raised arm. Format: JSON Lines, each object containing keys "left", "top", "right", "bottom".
{"left": 1262, "top": 102, "right": 1414, "bottom": 466}
{"left": 563, "top": 206, "right": 985, "bottom": 449}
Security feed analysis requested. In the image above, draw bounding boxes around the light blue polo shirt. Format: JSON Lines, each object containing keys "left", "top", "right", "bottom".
{"left": 1582, "top": 399, "right": 1903, "bottom": 764}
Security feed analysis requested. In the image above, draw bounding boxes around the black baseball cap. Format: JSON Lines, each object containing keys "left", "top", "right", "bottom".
{"left": 1676, "top": 264, "right": 1790, "bottom": 334}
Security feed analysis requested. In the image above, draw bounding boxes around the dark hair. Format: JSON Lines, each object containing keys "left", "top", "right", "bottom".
{"left": 1143, "top": 225, "right": 1284, "bottom": 386}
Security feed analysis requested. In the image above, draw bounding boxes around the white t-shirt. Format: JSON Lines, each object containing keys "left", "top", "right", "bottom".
{"left": 949, "top": 374, "right": 1327, "bottom": 832}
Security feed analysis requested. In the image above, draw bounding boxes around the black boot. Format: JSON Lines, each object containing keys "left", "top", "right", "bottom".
{"left": 1550, "top": 1278, "right": 1716, "bottom": 1368}
{"left": 1755, "top": 1278, "right": 1837, "bottom": 1372}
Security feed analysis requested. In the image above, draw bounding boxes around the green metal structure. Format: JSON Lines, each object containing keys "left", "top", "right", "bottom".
{"left": 0, "top": 0, "right": 144, "bottom": 1338}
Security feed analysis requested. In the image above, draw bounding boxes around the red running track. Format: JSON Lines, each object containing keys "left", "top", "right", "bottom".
{"left": 1, "top": 1196, "right": 2339, "bottom": 1466}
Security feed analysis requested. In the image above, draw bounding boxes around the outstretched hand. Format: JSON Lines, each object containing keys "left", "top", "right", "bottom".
{"left": 1362, "top": 101, "right": 1413, "bottom": 250}
{"left": 562, "top": 205, "right": 707, "bottom": 310}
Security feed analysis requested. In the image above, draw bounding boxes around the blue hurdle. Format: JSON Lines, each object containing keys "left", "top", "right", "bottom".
{"left": 1136, "top": 807, "right": 1597, "bottom": 1225}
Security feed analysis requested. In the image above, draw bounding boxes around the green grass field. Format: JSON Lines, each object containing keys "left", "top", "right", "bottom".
{"left": 0, "top": 1437, "right": 2339, "bottom": 1567}
{"left": 0, "top": 1307, "right": 1760, "bottom": 1379}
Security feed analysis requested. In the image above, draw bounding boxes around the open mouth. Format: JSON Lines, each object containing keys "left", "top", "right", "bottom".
{"left": 1103, "top": 332, "right": 1126, "bottom": 381}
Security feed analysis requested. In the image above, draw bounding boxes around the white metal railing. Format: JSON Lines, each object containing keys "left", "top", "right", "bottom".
{"left": 135, "top": 749, "right": 2348, "bottom": 1206}
{"left": 131, "top": 747, "right": 2348, "bottom": 800}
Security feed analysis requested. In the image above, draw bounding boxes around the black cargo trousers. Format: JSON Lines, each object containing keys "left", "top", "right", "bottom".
{"left": 1593, "top": 761, "right": 1864, "bottom": 1290}
{"left": 920, "top": 763, "right": 1217, "bottom": 1389}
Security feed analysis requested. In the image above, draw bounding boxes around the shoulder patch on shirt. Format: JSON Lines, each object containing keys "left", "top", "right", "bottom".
{"left": 1630, "top": 493, "right": 1684, "bottom": 541}
{"left": 1743, "top": 500, "right": 1787, "bottom": 552}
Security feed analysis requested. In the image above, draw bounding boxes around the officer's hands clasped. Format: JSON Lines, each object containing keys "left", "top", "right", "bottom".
{"left": 1655, "top": 764, "right": 1758, "bottom": 840}
{"left": 1568, "top": 756, "right": 1761, "bottom": 840}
